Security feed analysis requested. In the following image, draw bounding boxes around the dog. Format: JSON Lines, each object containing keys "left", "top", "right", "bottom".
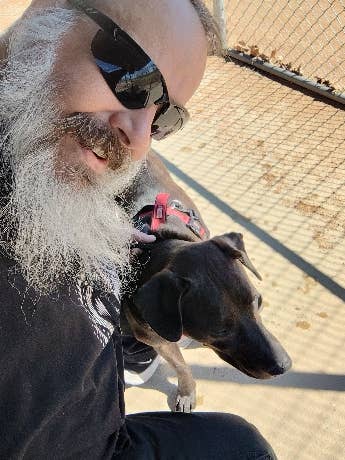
{"left": 120, "top": 150, "right": 292, "bottom": 412}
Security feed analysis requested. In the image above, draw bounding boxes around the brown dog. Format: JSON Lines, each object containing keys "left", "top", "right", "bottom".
{"left": 121, "top": 150, "right": 291, "bottom": 412}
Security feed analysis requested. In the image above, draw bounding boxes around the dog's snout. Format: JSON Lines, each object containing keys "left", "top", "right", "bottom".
{"left": 268, "top": 355, "right": 292, "bottom": 376}
{"left": 211, "top": 318, "right": 292, "bottom": 379}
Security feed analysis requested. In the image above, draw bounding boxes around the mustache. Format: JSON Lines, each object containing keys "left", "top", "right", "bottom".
{"left": 60, "top": 112, "right": 129, "bottom": 169}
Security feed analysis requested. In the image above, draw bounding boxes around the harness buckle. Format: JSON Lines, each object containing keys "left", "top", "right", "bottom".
{"left": 156, "top": 205, "right": 164, "bottom": 219}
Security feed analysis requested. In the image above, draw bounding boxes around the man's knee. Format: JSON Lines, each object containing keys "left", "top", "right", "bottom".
{"left": 196, "top": 412, "right": 277, "bottom": 459}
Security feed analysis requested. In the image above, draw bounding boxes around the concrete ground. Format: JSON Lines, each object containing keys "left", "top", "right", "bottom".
{"left": 2, "top": 2, "right": 345, "bottom": 459}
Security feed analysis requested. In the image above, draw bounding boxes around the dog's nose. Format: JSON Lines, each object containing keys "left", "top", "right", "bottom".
{"left": 269, "top": 355, "right": 292, "bottom": 375}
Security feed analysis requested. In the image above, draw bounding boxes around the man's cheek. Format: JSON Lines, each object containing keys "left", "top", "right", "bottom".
{"left": 59, "top": 62, "right": 119, "bottom": 115}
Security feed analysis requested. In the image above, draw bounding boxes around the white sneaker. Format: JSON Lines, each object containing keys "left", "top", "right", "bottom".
{"left": 124, "top": 336, "right": 192, "bottom": 386}
{"left": 124, "top": 355, "right": 162, "bottom": 385}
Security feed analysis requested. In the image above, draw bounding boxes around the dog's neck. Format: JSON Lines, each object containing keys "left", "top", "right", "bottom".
{"left": 135, "top": 239, "right": 190, "bottom": 283}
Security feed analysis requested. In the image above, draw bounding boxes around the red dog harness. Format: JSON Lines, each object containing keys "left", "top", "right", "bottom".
{"left": 138, "top": 193, "right": 207, "bottom": 240}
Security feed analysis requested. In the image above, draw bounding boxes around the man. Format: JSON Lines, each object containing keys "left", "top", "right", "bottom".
{"left": 0, "top": 0, "right": 277, "bottom": 458}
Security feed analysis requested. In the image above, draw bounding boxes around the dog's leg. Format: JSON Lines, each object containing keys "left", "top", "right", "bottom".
{"left": 154, "top": 340, "right": 196, "bottom": 413}
{"left": 125, "top": 307, "right": 196, "bottom": 412}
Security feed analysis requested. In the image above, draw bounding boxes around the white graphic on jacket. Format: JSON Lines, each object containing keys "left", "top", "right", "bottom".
{"left": 77, "top": 279, "right": 118, "bottom": 347}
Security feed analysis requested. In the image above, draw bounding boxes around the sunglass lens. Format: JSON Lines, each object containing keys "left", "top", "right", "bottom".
{"left": 152, "top": 104, "right": 190, "bottom": 140}
{"left": 92, "top": 31, "right": 166, "bottom": 109}
{"left": 115, "top": 63, "right": 166, "bottom": 109}
{"left": 91, "top": 30, "right": 189, "bottom": 140}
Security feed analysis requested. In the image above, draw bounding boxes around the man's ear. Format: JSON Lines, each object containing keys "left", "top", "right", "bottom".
{"left": 132, "top": 269, "right": 187, "bottom": 342}
{"left": 211, "top": 232, "right": 262, "bottom": 281}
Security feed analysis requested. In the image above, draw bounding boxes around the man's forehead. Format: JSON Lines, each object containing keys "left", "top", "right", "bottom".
{"left": 26, "top": 0, "right": 207, "bottom": 104}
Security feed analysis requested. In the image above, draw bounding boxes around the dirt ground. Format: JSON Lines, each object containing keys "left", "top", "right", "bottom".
{"left": 0, "top": 0, "right": 30, "bottom": 29}
{"left": 1, "top": 3, "right": 345, "bottom": 460}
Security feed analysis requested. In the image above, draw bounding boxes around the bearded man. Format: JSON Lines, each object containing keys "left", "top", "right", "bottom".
{"left": 0, "top": 1, "right": 277, "bottom": 458}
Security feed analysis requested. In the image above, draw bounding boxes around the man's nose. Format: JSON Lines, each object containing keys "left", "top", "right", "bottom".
{"left": 108, "top": 106, "right": 157, "bottom": 160}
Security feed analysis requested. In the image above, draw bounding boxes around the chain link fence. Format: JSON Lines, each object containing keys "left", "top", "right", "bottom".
{"left": 210, "top": 0, "right": 345, "bottom": 95}
{"left": 197, "top": 0, "right": 345, "bottom": 281}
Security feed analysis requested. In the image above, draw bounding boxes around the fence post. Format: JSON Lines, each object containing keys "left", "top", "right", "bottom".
{"left": 213, "top": 0, "right": 228, "bottom": 50}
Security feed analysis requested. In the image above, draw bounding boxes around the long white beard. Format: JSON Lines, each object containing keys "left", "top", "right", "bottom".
{"left": 0, "top": 8, "right": 140, "bottom": 296}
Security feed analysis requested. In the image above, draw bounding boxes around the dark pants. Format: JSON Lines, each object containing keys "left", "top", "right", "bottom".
{"left": 121, "top": 338, "right": 276, "bottom": 459}
{"left": 115, "top": 412, "right": 277, "bottom": 459}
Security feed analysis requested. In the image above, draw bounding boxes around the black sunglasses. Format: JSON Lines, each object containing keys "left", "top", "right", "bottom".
{"left": 67, "top": 0, "right": 190, "bottom": 140}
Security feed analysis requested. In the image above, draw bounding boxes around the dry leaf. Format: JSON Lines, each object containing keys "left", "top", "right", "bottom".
{"left": 249, "top": 45, "right": 260, "bottom": 57}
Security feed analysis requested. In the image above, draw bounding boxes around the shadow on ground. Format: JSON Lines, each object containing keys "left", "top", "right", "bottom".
{"left": 126, "top": 340, "right": 345, "bottom": 413}
{"left": 161, "top": 156, "right": 345, "bottom": 302}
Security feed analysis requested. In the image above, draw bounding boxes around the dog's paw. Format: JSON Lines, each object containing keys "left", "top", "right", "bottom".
{"left": 174, "top": 390, "right": 196, "bottom": 413}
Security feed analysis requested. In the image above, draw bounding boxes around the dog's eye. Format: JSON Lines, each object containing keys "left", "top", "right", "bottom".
{"left": 258, "top": 295, "right": 263, "bottom": 309}
{"left": 253, "top": 295, "right": 263, "bottom": 311}
{"left": 214, "top": 329, "right": 229, "bottom": 338}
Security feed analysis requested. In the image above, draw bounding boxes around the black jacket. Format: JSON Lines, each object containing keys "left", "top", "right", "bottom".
{"left": 0, "top": 130, "right": 129, "bottom": 458}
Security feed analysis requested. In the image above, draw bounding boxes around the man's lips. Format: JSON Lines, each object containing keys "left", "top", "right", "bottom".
{"left": 82, "top": 146, "right": 108, "bottom": 162}
{"left": 90, "top": 145, "right": 109, "bottom": 160}
{"left": 78, "top": 141, "right": 110, "bottom": 174}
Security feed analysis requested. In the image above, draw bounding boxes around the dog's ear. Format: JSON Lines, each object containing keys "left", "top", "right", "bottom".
{"left": 132, "top": 269, "right": 187, "bottom": 342}
{"left": 212, "top": 232, "right": 262, "bottom": 281}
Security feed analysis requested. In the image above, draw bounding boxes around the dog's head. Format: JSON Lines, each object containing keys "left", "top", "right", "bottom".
{"left": 132, "top": 232, "right": 292, "bottom": 379}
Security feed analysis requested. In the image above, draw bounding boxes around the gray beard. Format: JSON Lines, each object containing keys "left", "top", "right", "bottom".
{"left": 0, "top": 7, "right": 142, "bottom": 296}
